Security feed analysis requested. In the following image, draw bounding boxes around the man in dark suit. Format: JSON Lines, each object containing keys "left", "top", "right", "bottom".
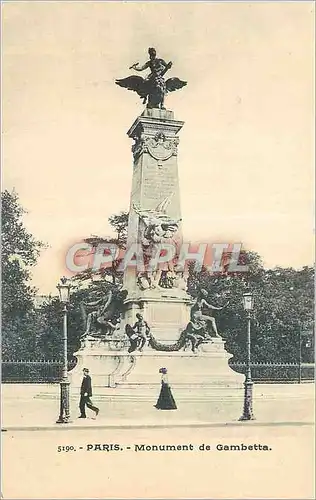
{"left": 79, "top": 368, "right": 99, "bottom": 419}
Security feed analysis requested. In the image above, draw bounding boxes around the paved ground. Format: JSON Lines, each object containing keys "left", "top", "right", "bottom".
{"left": 1, "top": 384, "right": 314, "bottom": 498}
{"left": 1, "top": 383, "right": 314, "bottom": 429}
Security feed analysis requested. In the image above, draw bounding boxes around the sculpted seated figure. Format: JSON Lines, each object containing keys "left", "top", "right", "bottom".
{"left": 191, "top": 288, "right": 227, "bottom": 339}
{"left": 80, "top": 289, "right": 127, "bottom": 341}
{"left": 125, "top": 313, "right": 151, "bottom": 353}
{"left": 183, "top": 315, "right": 208, "bottom": 353}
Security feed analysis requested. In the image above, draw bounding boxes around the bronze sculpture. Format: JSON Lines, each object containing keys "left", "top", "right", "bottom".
{"left": 125, "top": 314, "right": 151, "bottom": 353}
{"left": 124, "top": 289, "right": 228, "bottom": 353}
{"left": 115, "top": 47, "right": 187, "bottom": 109}
{"left": 80, "top": 288, "right": 128, "bottom": 340}
{"left": 191, "top": 289, "right": 228, "bottom": 338}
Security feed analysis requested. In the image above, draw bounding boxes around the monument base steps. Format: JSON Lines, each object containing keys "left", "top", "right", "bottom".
{"left": 68, "top": 338, "right": 244, "bottom": 399}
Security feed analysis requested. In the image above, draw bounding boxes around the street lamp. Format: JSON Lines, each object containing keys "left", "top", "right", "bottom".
{"left": 239, "top": 291, "right": 255, "bottom": 421}
{"left": 56, "top": 276, "right": 72, "bottom": 424}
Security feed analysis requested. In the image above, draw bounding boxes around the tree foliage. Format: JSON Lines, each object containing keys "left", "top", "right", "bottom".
{"left": 1, "top": 190, "right": 44, "bottom": 358}
{"left": 108, "top": 211, "right": 129, "bottom": 247}
{"left": 188, "top": 255, "right": 314, "bottom": 363}
{"left": 72, "top": 211, "right": 128, "bottom": 287}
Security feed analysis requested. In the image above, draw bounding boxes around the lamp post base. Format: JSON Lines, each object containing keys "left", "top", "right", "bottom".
{"left": 56, "top": 380, "right": 72, "bottom": 424}
{"left": 239, "top": 380, "right": 255, "bottom": 421}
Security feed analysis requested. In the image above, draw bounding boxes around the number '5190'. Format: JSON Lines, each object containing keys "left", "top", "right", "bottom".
{"left": 58, "top": 445, "right": 76, "bottom": 452}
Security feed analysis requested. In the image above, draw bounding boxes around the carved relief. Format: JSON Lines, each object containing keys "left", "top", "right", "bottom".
{"left": 146, "top": 132, "right": 179, "bottom": 161}
{"left": 132, "top": 131, "right": 179, "bottom": 161}
{"left": 133, "top": 196, "right": 181, "bottom": 247}
{"left": 132, "top": 133, "right": 147, "bottom": 159}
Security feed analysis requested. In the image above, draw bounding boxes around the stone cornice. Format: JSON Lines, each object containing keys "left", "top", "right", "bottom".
{"left": 127, "top": 114, "right": 184, "bottom": 140}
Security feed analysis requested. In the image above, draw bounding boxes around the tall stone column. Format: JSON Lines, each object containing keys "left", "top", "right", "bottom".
{"left": 68, "top": 54, "right": 244, "bottom": 393}
{"left": 123, "top": 108, "right": 192, "bottom": 343}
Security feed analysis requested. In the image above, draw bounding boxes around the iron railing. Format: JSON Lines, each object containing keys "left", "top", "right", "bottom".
{"left": 229, "top": 361, "right": 315, "bottom": 383}
{"left": 1, "top": 359, "right": 77, "bottom": 383}
{"left": 1, "top": 360, "right": 314, "bottom": 384}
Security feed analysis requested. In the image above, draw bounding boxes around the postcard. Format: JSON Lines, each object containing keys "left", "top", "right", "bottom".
{"left": 1, "top": 2, "right": 314, "bottom": 499}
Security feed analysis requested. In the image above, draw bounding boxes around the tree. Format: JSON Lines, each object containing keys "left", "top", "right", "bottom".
{"left": 72, "top": 211, "right": 128, "bottom": 287}
{"left": 1, "top": 190, "right": 44, "bottom": 359}
{"left": 36, "top": 290, "right": 92, "bottom": 361}
{"left": 108, "top": 211, "right": 129, "bottom": 247}
{"left": 250, "top": 266, "right": 314, "bottom": 363}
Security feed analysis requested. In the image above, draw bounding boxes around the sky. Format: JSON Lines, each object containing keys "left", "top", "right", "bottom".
{"left": 2, "top": 1, "right": 315, "bottom": 294}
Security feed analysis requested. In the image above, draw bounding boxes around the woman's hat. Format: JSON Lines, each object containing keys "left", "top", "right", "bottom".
{"left": 159, "top": 367, "right": 167, "bottom": 374}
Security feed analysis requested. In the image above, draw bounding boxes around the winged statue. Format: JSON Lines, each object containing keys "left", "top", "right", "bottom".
{"left": 133, "top": 195, "right": 181, "bottom": 246}
{"left": 115, "top": 47, "right": 187, "bottom": 109}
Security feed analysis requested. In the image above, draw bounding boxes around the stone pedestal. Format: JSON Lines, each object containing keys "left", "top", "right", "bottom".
{"left": 124, "top": 292, "right": 192, "bottom": 343}
{"left": 119, "top": 339, "right": 244, "bottom": 388}
{"left": 69, "top": 338, "right": 244, "bottom": 394}
{"left": 69, "top": 338, "right": 134, "bottom": 388}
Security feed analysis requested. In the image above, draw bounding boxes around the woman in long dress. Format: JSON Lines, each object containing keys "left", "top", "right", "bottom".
{"left": 154, "top": 368, "right": 177, "bottom": 410}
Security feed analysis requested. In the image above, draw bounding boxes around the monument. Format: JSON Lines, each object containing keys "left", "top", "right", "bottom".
{"left": 69, "top": 48, "right": 244, "bottom": 392}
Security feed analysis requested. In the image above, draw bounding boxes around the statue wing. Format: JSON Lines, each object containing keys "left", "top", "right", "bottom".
{"left": 165, "top": 77, "right": 187, "bottom": 93}
{"left": 155, "top": 194, "right": 174, "bottom": 213}
{"left": 115, "top": 76, "right": 148, "bottom": 99}
{"left": 133, "top": 203, "right": 158, "bottom": 223}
